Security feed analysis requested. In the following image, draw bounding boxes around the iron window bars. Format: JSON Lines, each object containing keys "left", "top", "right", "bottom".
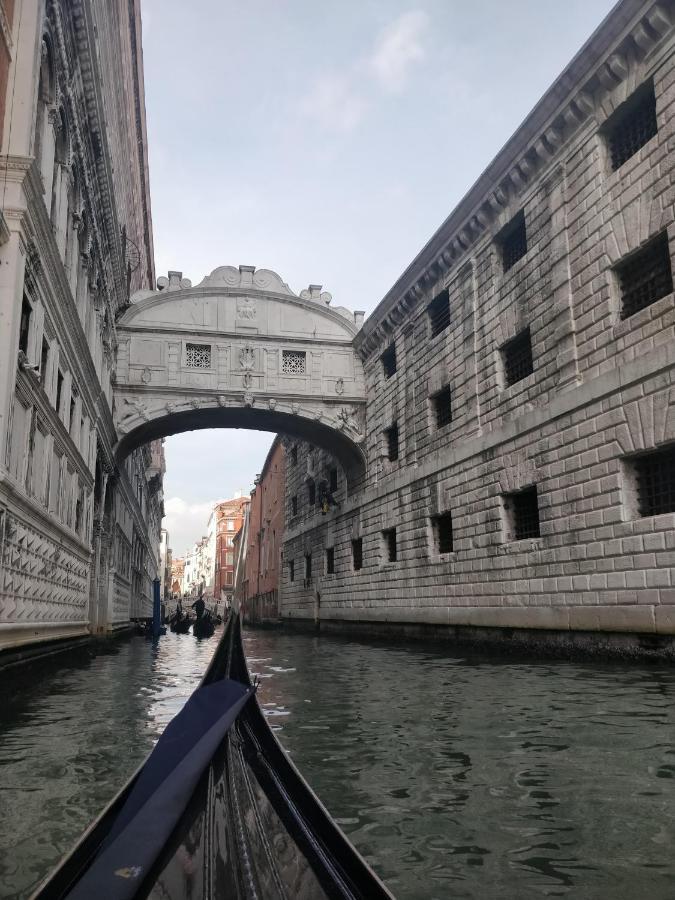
{"left": 606, "top": 80, "right": 657, "bottom": 171}
{"left": 634, "top": 446, "right": 675, "bottom": 517}
{"left": 507, "top": 486, "right": 540, "bottom": 540}
{"left": 502, "top": 327, "right": 534, "bottom": 386}
{"left": 428, "top": 289, "right": 450, "bottom": 338}
{"left": 617, "top": 231, "right": 672, "bottom": 319}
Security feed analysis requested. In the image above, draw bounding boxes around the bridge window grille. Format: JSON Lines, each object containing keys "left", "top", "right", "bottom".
{"left": 291, "top": 495, "right": 297, "bottom": 516}
{"left": 505, "top": 486, "right": 540, "bottom": 540}
{"left": 326, "top": 547, "right": 335, "bottom": 575}
{"left": 606, "top": 81, "right": 657, "bottom": 171}
{"left": 329, "top": 467, "right": 338, "bottom": 492}
{"left": 383, "top": 528, "right": 397, "bottom": 562}
{"left": 384, "top": 423, "right": 399, "bottom": 462}
{"left": 433, "top": 386, "right": 453, "bottom": 429}
{"left": 428, "top": 289, "right": 450, "bottom": 338}
{"left": 381, "top": 342, "right": 397, "bottom": 378}
{"left": 282, "top": 350, "right": 306, "bottom": 374}
{"left": 308, "top": 479, "right": 316, "bottom": 506}
{"left": 500, "top": 210, "right": 527, "bottom": 272}
{"left": 185, "top": 343, "right": 211, "bottom": 368}
{"left": 633, "top": 446, "right": 675, "bottom": 517}
{"left": 617, "top": 232, "right": 672, "bottom": 319}
{"left": 434, "top": 512, "right": 453, "bottom": 553}
{"left": 289, "top": 560, "right": 295, "bottom": 582}
{"left": 502, "top": 327, "right": 533, "bottom": 386}
{"left": 352, "top": 537, "right": 363, "bottom": 571}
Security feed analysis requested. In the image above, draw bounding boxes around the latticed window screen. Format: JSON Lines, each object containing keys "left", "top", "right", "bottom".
{"left": 282, "top": 350, "right": 306, "bottom": 374}
{"left": 508, "top": 486, "right": 540, "bottom": 540}
{"left": 502, "top": 327, "right": 534, "bottom": 386}
{"left": 433, "top": 386, "right": 453, "bottom": 429}
{"left": 352, "top": 537, "right": 363, "bottom": 571}
{"left": 326, "top": 547, "right": 335, "bottom": 575}
{"left": 185, "top": 343, "right": 211, "bottom": 368}
{"left": 617, "top": 232, "right": 672, "bottom": 319}
{"left": 385, "top": 423, "right": 399, "bottom": 461}
{"left": 381, "top": 343, "right": 397, "bottom": 378}
{"left": 634, "top": 446, "right": 675, "bottom": 517}
{"left": 428, "top": 289, "right": 450, "bottom": 338}
{"left": 435, "top": 512, "right": 453, "bottom": 553}
{"left": 501, "top": 210, "right": 527, "bottom": 272}
{"left": 383, "top": 528, "right": 397, "bottom": 562}
{"left": 607, "top": 81, "right": 657, "bottom": 171}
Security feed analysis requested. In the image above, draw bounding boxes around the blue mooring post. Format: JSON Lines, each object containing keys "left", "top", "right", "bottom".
{"left": 152, "top": 578, "right": 161, "bottom": 639}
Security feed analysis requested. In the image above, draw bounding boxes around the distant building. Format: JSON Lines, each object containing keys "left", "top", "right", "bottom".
{"left": 170, "top": 557, "right": 185, "bottom": 597}
{"left": 236, "top": 438, "right": 285, "bottom": 624}
{"left": 212, "top": 494, "right": 249, "bottom": 614}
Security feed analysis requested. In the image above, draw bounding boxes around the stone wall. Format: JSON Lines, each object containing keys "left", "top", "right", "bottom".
{"left": 280, "top": 0, "right": 675, "bottom": 644}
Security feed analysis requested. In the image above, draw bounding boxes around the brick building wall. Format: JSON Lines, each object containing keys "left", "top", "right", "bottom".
{"left": 280, "top": 0, "right": 675, "bottom": 645}
{"left": 213, "top": 496, "right": 249, "bottom": 610}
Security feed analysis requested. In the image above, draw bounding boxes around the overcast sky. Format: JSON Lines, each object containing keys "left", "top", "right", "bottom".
{"left": 142, "top": 0, "right": 617, "bottom": 556}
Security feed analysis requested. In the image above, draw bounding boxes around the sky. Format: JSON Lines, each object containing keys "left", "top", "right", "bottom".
{"left": 142, "top": 0, "right": 617, "bottom": 556}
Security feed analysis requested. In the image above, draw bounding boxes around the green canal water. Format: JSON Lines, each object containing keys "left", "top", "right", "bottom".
{"left": 0, "top": 627, "right": 674, "bottom": 899}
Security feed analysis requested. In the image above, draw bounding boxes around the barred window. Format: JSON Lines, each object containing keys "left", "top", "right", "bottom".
{"left": 428, "top": 289, "right": 450, "bottom": 338}
{"left": 326, "top": 546, "right": 335, "bottom": 575}
{"left": 382, "top": 343, "right": 397, "bottom": 378}
{"left": 185, "top": 343, "right": 211, "bottom": 369}
{"left": 384, "top": 423, "right": 399, "bottom": 462}
{"left": 617, "top": 232, "right": 672, "bottom": 320}
{"left": 505, "top": 486, "right": 540, "bottom": 540}
{"left": 433, "top": 386, "right": 453, "bottom": 429}
{"left": 282, "top": 350, "right": 306, "bottom": 374}
{"left": 502, "top": 327, "right": 533, "bottom": 387}
{"left": 606, "top": 80, "right": 657, "bottom": 171}
{"left": 633, "top": 446, "right": 675, "bottom": 517}
{"left": 434, "top": 512, "right": 453, "bottom": 553}
{"left": 500, "top": 210, "right": 527, "bottom": 272}
{"left": 382, "top": 528, "right": 397, "bottom": 562}
{"left": 352, "top": 537, "right": 363, "bottom": 571}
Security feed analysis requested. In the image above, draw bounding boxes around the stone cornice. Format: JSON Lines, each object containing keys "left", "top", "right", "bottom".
{"left": 355, "top": 0, "right": 674, "bottom": 360}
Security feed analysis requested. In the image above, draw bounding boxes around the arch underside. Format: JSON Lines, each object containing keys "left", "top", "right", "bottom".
{"left": 115, "top": 407, "right": 367, "bottom": 488}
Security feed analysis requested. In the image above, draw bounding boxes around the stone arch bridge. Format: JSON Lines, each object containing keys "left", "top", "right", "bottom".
{"left": 113, "top": 266, "right": 367, "bottom": 485}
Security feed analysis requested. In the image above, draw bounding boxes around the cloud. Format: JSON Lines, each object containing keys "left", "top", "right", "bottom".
{"left": 370, "top": 11, "right": 429, "bottom": 94}
{"left": 300, "top": 73, "right": 368, "bottom": 134}
{"left": 163, "top": 496, "right": 223, "bottom": 556}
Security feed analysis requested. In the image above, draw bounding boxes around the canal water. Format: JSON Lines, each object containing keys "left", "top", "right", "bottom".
{"left": 1, "top": 628, "right": 674, "bottom": 900}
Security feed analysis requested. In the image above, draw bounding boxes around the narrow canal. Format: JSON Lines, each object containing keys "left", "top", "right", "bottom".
{"left": 1, "top": 628, "right": 674, "bottom": 899}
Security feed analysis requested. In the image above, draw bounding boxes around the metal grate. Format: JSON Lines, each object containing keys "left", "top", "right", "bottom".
{"left": 282, "top": 350, "right": 306, "bottom": 374}
{"left": 381, "top": 343, "right": 397, "bottom": 378}
{"left": 428, "top": 289, "right": 450, "bottom": 338}
{"left": 383, "top": 528, "right": 397, "bottom": 562}
{"left": 385, "top": 423, "right": 399, "bottom": 461}
{"left": 352, "top": 537, "right": 363, "bottom": 571}
{"left": 435, "top": 512, "right": 453, "bottom": 553}
{"left": 635, "top": 446, "right": 675, "bottom": 517}
{"left": 433, "top": 386, "right": 453, "bottom": 429}
{"left": 617, "top": 232, "right": 672, "bottom": 319}
{"left": 502, "top": 327, "right": 534, "bottom": 386}
{"left": 326, "top": 546, "right": 335, "bottom": 574}
{"left": 185, "top": 342, "right": 211, "bottom": 368}
{"left": 607, "top": 81, "right": 657, "bottom": 171}
{"left": 501, "top": 211, "right": 527, "bottom": 272}
{"left": 509, "top": 486, "right": 540, "bottom": 539}
{"left": 329, "top": 467, "right": 338, "bottom": 492}
{"left": 289, "top": 560, "right": 295, "bottom": 582}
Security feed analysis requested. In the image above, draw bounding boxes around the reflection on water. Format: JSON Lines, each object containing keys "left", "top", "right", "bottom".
{"left": 0, "top": 626, "right": 674, "bottom": 900}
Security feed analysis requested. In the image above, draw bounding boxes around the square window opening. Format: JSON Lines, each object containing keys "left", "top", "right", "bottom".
{"left": 352, "top": 537, "right": 363, "bottom": 571}
{"left": 499, "top": 210, "right": 527, "bottom": 272}
{"left": 434, "top": 512, "right": 453, "bottom": 554}
{"left": 428, "top": 289, "right": 450, "bottom": 338}
{"left": 289, "top": 560, "right": 295, "bottom": 582}
{"left": 433, "top": 386, "right": 453, "bottom": 429}
{"left": 326, "top": 547, "right": 335, "bottom": 575}
{"left": 631, "top": 446, "right": 675, "bottom": 517}
{"left": 504, "top": 485, "right": 540, "bottom": 540}
{"left": 501, "top": 327, "right": 533, "bottom": 387}
{"left": 616, "top": 231, "right": 672, "bottom": 320}
{"left": 604, "top": 79, "right": 657, "bottom": 171}
{"left": 381, "top": 342, "right": 397, "bottom": 378}
{"left": 185, "top": 342, "right": 212, "bottom": 369}
{"left": 384, "top": 423, "right": 399, "bottom": 462}
{"left": 282, "top": 350, "right": 306, "bottom": 374}
{"left": 382, "top": 528, "right": 397, "bottom": 563}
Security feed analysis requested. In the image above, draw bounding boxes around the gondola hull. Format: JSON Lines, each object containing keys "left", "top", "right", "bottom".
{"left": 32, "top": 615, "right": 394, "bottom": 900}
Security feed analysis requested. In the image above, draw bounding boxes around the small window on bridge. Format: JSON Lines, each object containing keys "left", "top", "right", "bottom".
{"left": 185, "top": 342, "right": 211, "bottom": 368}
{"left": 282, "top": 350, "right": 306, "bottom": 374}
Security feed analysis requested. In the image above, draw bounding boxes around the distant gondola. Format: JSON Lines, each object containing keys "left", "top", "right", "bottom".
{"left": 168, "top": 612, "right": 192, "bottom": 634}
{"left": 192, "top": 614, "right": 215, "bottom": 639}
{"left": 31, "top": 613, "right": 394, "bottom": 899}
